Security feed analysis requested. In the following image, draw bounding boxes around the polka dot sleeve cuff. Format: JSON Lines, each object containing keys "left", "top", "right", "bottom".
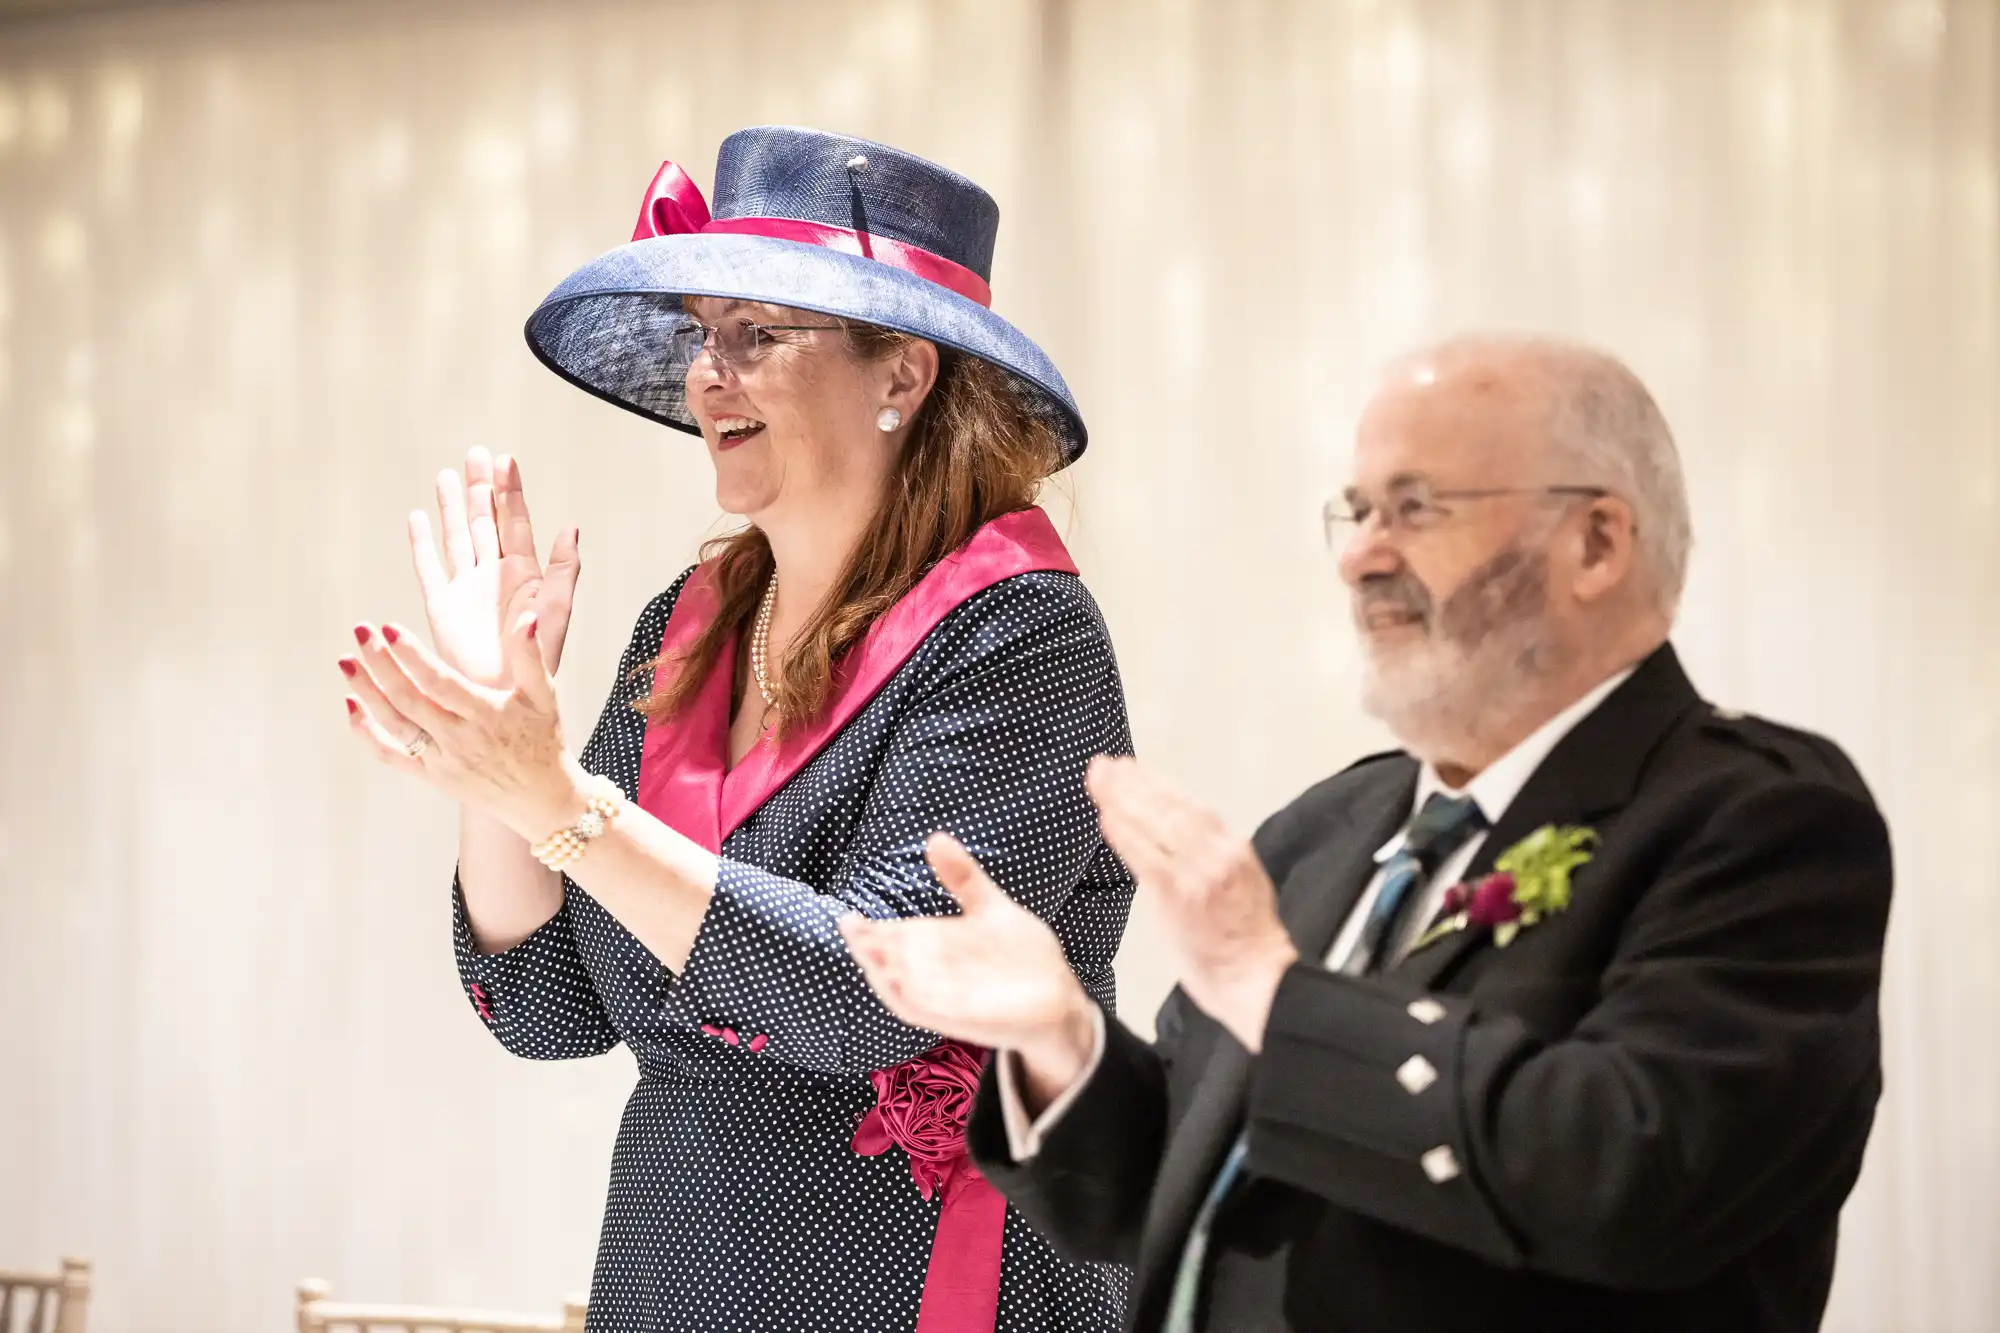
{"left": 451, "top": 875, "right": 622, "bottom": 1059}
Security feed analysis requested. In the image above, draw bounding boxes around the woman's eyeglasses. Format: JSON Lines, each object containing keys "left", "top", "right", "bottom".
{"left": 1323, "top": 484, "right": 1608, "bottom": 546}
{"left": 668, "top": 316, "right": 845, "bottom": 367}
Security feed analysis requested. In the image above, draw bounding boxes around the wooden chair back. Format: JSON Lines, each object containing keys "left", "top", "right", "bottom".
{"left": 0, "top": 1258, "right": 90, "bottom": 1333}
{"left": 295, "top": 1280, "right": 585, "bottom": 1333}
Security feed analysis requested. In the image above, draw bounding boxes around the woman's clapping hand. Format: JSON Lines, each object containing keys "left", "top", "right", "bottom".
{"left": 336, "top": 446, "right": 589, "bottom": 839}
{"left": 413, "top": 446, "right": 581, "bottom": 685}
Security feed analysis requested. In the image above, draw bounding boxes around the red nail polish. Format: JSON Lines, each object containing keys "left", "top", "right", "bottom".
{"left": 526, "top": 615, "right": 539, "bottom": 639}
{"left": 339, "top": 659, "right": 358, "bottom": 678}
{"left": 345, "top": 698, "right": 359, "bottom": 715}
{"left": 381, "top": 624, "right": 401, "bottom": 645}
{"left": 353, "top": 625, "right": 371, "bottom": 646}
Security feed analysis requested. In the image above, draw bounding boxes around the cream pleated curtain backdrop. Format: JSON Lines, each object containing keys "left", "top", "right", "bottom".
{"left": 0, "top": 1, "right": 1992, "bottom": 1329}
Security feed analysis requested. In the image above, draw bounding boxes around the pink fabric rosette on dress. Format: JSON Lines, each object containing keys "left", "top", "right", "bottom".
{"left": 852, "top": 1040, "right": 1008, "bottom": 1333}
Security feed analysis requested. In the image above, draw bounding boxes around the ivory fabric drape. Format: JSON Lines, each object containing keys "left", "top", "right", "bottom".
{"left": 0, "top": 2, "right": 1992, "bottom": 1330}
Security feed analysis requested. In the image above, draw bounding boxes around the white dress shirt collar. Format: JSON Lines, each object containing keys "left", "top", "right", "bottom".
{"left": 1376, "top": 666, "right": 1637, "bottom": 863}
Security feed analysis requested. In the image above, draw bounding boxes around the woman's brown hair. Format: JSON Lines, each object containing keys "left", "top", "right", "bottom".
{"left": 636, "top": 322, "right": 1065, "bottom": 730}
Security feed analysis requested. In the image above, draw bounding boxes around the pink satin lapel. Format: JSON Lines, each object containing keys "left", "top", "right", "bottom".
{"left": 633, "top": 508, "right": 1078, "bottom": 851}
{"left": 635, "top": 567, "right": 730, "bottom": 852}
{"left": 718, "top": 507, "right": 1076, "bottom": 840}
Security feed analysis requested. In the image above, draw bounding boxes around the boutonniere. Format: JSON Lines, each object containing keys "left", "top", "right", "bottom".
{"left": 1413, "top": 824, "right": 1599, "bottom": 952}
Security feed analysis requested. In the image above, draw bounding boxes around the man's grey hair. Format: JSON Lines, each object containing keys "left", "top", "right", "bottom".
{"left": 1389, "top": 333, "right": 1694, "bottom": 618}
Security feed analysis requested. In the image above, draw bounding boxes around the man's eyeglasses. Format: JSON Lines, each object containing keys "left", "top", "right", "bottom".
{"left": 1323, "top": 484, "right": 1608, "bottom": 546}
{"left": 668, "top": 316, "right": 845, "bottom": 367}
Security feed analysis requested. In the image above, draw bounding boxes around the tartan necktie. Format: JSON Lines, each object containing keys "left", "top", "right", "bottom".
{"left": 1160, "top": 792, "right": 1488, "bottom": 1333}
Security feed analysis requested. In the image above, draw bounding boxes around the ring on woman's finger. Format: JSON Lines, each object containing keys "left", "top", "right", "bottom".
{"left": 403, "top": 728, "right": 432, "bottom": 759}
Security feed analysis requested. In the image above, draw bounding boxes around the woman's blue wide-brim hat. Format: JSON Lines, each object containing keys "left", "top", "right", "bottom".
{"left": 524, "top": 125, "right": 1087, "bottom": 463}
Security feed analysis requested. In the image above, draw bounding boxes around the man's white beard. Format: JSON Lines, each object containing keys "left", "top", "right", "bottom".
{"left": 1357, "top": 547, "right": 1564, "bottom": 765}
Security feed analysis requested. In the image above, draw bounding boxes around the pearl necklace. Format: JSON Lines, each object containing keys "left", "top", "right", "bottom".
{"left": 750, "top": 572, "right": 779, "bottom": 708}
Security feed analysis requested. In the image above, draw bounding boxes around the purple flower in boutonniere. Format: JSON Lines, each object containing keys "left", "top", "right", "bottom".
{"left": 1413, "top": 825, "right": 1599, "bottom": 953}
{"left": 1437, "top": 874, "right": 1520, "bottom": 924}
{"left": 1466, "top": 872, "right": 1523, "bottom": 927}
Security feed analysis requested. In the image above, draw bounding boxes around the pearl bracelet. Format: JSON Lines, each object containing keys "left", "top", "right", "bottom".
{"left": 530, "top": 777, "right": 623, "bottom": 871}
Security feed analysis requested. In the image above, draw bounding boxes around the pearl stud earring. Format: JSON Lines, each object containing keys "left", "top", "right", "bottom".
{"left": 877, "top": 407, "right": 902, "bottom": 432}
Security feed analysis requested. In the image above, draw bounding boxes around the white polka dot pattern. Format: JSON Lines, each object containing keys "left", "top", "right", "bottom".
{"left": 452, "top": 568, "right": 1135, "bottom": 1332}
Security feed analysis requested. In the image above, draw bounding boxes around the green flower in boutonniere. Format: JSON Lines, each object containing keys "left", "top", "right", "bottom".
{"left": 1412, "top": 824, "right": 1599, "bottom": 952}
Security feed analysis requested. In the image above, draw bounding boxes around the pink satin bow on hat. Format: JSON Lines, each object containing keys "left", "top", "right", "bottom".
{"left": 625, "top": 158, "right": 994, "bottom": 308}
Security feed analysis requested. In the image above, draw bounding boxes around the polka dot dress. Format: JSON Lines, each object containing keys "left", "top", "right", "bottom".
{"left": 453, "top": 569, "right": 1136, "bottom": 1333}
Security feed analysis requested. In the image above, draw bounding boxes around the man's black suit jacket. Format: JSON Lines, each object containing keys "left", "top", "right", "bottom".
{"left": 970, "top": 644, "right": 1892, "bottom": 1332}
